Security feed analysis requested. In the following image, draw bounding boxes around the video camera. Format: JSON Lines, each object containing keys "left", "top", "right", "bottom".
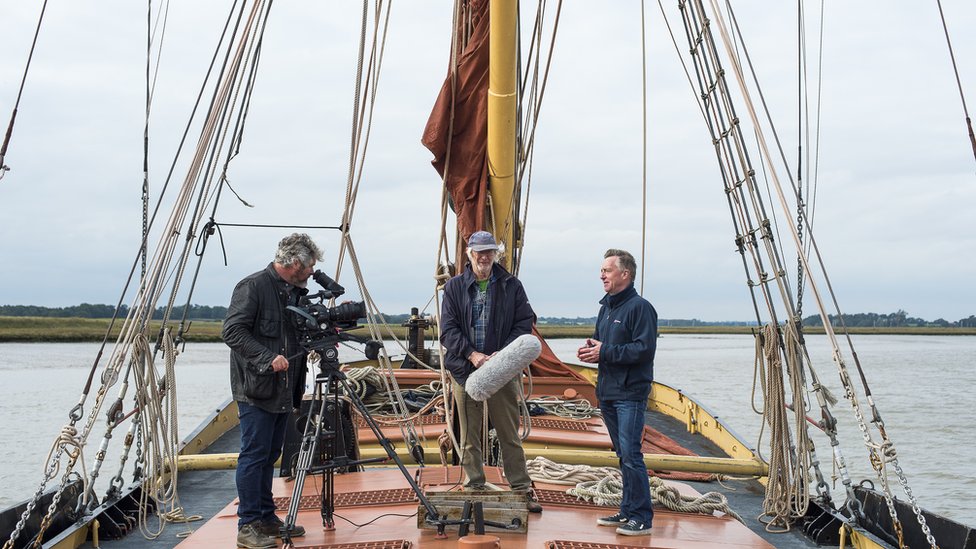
{"left": 286, "top": 270, "right": 378, "bottom": 359}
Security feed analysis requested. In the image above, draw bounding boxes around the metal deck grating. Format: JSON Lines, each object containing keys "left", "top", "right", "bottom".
{"left": 522, "top": 417, "right": 591, "bottom": 431}
{"left": 546, "top": 541, "right": 650, "bottom": 549}
{"left": 274, "top": 488, "right": 417, "bottom": 511}
{"left": 535, "top": 488, "right": 614, "bottom": 508}
{"left": 353, "top": 413, "right": 445, "bottom": 428}
{"left": 293, "top": 541, "right": 411, "bottom": 549}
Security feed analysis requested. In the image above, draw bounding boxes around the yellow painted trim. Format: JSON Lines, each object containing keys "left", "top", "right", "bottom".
{"left": 178, "top": 399, "right": 239, "bottom": 456}
{"left": 47, "top": 523, "right": 90, "bottom": 549}
{"left": 354, "top": 445, "right": 766, "bottom": 476}
{"left": 177, "top": 453, "right": 240, "bottom": 471}
{"left": 487, "top": 0, "right": 517, "bottom": 269}
{"left": 844, "top": 524, "right": 888, "bottom": 549}
{"left": 183, "top": 444, "right": 766, "bottom": 477}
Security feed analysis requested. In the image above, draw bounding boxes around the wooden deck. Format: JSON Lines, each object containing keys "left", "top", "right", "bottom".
{"left": 175, "top": 467, "right": 772, "bottom": 548}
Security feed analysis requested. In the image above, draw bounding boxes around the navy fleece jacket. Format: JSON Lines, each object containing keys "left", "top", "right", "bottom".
{"left": 594, "top": 284, "right": 658, "bottom": 402}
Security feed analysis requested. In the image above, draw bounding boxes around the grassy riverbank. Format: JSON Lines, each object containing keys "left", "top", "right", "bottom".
{"left": 1, "top": 316, "right": 974, "bottom": 342}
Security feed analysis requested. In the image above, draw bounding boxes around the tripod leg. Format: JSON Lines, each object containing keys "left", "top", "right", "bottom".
{"left": 336, "top": 376, "right": 443, "bottom": 534}
{"left": 283, "top": 372, "right": 330, "bottom": 534}
{"left": 320, "top": 377, "right": 339, "bottom": 530}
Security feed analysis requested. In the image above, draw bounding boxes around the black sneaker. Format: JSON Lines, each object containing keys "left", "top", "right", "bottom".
{"left": 596, "top": 512, "right": 628, "bottom": 526}
{"left": 616, "top": 519, "right": 652, "bottom": 536}
{"left": 237, "top": 523, "right": 276, "bottom": 549}
{"left": 258, "top": 515, "right": 306, "bottom": 538}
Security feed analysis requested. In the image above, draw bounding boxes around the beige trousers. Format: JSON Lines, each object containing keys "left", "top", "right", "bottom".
{"left": 452, "top": 376, "right": 531, "bottom": 491}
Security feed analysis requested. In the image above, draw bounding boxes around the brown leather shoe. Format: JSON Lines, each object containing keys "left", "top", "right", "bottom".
{"left": 257, "top": 515, "right": 306, "bottom": 538}
{"left": 237, "top": 523, "right": 276, "bottom": 549}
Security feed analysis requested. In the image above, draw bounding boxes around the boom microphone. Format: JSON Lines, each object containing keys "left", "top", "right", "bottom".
{"left": 465, "top": 334, "right": 542, "bottom": 401}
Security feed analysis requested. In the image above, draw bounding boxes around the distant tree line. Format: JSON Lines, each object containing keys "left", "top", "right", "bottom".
{"left": 0, "top": 303, "right": 228, "bottom": 320}
{"left": 538, "top": 317, "right": 759, "bottom": 327}
{"left": 2, "top": 305, "right": 975, "bottom": 328}
{"left": 802, "top": 309, "right": 976, "bottom": 328}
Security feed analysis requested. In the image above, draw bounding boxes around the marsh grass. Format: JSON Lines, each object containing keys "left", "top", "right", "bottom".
{"left": 1, "top": 316, "right": 973, "bottom": 342}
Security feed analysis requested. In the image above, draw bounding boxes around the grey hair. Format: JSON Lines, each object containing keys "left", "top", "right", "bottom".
{"left": 604, "top": 248, "right": 637, "bottom": 280}
{"left": 274, "top": 233, "right": 323, "bottom": 267}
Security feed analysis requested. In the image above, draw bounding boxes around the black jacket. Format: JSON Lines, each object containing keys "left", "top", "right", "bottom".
{"left": 593, "top": 284, "right": 657, "bottom": 402}
{"left": 440, "top": 263, "right": 535, "bottom": 386}
{"left": 222, "top": 263, "right": 307, "bottom": 413}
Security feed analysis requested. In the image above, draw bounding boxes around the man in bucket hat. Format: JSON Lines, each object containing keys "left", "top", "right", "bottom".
{"left": 440, "top": 231, "right": 542, "bottom": 513}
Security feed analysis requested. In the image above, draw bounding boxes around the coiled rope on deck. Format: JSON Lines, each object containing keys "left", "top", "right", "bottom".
{"left": 527, "top": 457, "right": 742, "bottom": 522}
{"left": 526, "top": 396, "right": 600, "bottom": 420}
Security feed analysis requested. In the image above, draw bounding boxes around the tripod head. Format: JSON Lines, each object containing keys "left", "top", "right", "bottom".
{"left": 299, "top": 330, "right": 383, "bottom": 373}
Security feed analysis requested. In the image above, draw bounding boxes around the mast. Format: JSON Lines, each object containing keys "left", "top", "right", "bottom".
{"left": 487, "top": 0, "right": 518, "bottom": 271}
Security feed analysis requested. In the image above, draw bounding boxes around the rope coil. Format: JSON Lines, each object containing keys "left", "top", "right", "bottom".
{"left": 527, "top": 457, "right": 742, "bottom": 522}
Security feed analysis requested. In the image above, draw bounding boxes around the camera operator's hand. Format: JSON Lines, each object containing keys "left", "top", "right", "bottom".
{"left": 270, "top": 354, "right": 289, "bottom": 372}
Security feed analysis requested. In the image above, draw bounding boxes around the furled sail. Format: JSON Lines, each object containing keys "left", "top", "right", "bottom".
{"left": 422, "top": 0, "right": 490, "bottom": 252}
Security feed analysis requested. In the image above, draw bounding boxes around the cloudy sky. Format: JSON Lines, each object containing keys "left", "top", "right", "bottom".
{"left": 1, "top": 1, "right": 973, "bottom": 322}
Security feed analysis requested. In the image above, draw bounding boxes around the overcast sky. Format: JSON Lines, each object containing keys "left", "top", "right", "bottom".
{"left": 1, "top": 2, "right": 973, "bottom": 322}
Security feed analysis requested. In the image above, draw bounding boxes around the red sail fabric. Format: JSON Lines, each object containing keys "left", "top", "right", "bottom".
{"left": 528, "top": 326, "right": 589, "bottom": 381}
{"left": 421, "top": 0, "right": 490, "bottom": 251}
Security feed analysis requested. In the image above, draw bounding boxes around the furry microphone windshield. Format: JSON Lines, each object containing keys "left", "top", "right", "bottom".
{"left": 465, "top": 334, "right": 542, "bottom": 401}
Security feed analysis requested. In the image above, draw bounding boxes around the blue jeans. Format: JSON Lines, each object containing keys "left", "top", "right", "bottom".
{"left": 237, "top": 401, "right": 288, "bottom": 528}
{"left": 600, "top": 399, "right": 654, "bottom": 525}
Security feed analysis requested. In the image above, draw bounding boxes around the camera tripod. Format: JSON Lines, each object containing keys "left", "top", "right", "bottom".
{"left": 280, "top": 336, "right": 445, "bottom": 544}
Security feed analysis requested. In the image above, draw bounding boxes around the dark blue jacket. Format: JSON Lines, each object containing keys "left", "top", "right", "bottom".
{"left": 594, "top": 284, "right": 657, "bottom": 402}
{"left": 440, "top": 263, "right": 535, "bottom": 386}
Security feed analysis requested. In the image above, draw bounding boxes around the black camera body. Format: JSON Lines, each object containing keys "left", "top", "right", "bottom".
{"left": 287, "top": 270, "right": 375, "bottom": 358}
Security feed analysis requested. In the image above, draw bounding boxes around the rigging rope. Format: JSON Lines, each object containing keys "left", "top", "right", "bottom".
{"left": 678, "top": 0, "right": 848, "bottom": 533}
{"left": 513, "top": 0, "right": 563, "bottom": 273}
{"left": 7, "top": 2, "right": 275, "bottom": 546}
{"left": 755, "top": 323, "right": 811, "bottom": 532}
{"left": 0, "top": 0, "right": 49, "bottom": 182}
{"left": 677, "top": 1, "right": 940, "bottom": 545}
{"left": 640, "top": 0, "right": 648, "bottom": 296}
{"left": 935, "top": 0, "right": 976, "bottom": 166}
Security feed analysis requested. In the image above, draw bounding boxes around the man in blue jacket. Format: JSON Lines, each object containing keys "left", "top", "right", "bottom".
{"left": 440, "top": 231, "right": 542, "bottom": 513}
{"left": 577, "top": 248, "right": 657, "bottom": 536}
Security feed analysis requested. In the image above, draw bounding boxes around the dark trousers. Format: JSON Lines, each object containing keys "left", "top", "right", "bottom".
{"left": 236, "top": 401, "right": 288, "bottom": 528}
{"left": 600, "top": 399, "right": 654, "bottom": 525}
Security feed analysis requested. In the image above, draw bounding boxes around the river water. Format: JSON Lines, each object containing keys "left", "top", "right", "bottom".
{"left": 1, "top": 335, "right": 973, "bottom": 527}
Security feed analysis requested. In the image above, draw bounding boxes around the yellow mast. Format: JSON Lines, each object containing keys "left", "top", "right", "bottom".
{"left": 487, "top": 0, "right": 518, "bottom": 271}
